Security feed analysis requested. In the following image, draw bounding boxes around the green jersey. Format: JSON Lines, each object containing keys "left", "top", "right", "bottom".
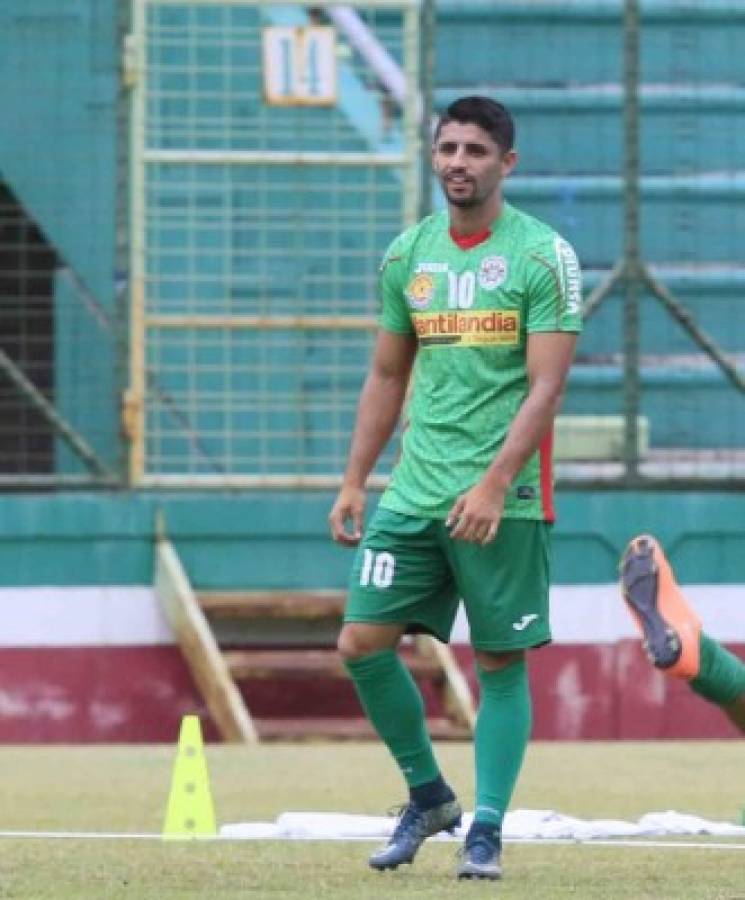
{"left": 377, "top": 203, "right": 583, "bottom": 522}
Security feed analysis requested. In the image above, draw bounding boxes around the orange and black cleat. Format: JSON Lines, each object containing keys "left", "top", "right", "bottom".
{"left": 620, "top": 534, "right": 702, "bottom": 680}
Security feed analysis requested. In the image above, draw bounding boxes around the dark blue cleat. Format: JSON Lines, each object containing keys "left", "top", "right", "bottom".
{"left": 368, "top": 797, "right": 462, "bottom": 871}
{"left": 457, "top": 828, "right": 502, "bottom": 880}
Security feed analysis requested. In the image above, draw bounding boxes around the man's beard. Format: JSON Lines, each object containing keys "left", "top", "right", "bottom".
{"left": 445, "top": 191, "right": 481, "bottom": 208}
{"left": 443, "top": 185, "right": 481, "bottom": 208}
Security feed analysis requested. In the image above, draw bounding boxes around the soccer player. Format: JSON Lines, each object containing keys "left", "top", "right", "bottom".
{"left": 328, "top": 95, "right": 582, "bottom": 881}
{"left": 621, "top": 534, "right": 745, "bottom": 734}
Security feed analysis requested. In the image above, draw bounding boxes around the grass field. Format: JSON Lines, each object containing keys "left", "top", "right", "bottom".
{"left": 0, "top": 742, "right": 743, "bottom": 899}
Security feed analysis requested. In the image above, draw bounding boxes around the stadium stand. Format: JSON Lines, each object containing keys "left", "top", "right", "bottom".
{"left": 0, "top": 0, "right": 743, "bottom": 741}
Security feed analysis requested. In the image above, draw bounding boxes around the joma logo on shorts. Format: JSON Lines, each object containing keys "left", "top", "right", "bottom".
{"left": 512, "top": 614, "right": 538, "bottom": 631}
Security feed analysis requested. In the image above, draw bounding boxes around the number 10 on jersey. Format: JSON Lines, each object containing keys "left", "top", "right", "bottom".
{"left": 447, "top": 270, "right": 475, "bottom": 309}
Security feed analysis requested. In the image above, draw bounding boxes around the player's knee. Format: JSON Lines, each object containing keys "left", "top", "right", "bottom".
{"left": 337, "top": 625, "right": 368, "bottom": 661}
{"left": 337, "top": 624, "right": 394, "bottom": 661}
{"left": 475, "top": 648, "right": 525, "bottom": 672}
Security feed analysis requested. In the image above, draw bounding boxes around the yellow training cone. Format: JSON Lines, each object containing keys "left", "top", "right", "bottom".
{"left": 162, "top": 715, "right": 217, "bottom": 839}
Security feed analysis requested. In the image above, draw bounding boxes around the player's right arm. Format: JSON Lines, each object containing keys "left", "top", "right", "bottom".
{"left": 329, "top": 229, "right": 419, "bottom": 545}
{"left": 329, "top": 328, "right": 417, "bottom": 546}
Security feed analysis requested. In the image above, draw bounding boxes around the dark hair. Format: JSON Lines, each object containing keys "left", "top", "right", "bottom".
{"left": 434, "top": 96, "right": 515, "bottom": 155}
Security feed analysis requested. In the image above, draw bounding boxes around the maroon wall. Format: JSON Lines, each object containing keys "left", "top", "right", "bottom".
{"left": 1, "top": 642, "right": 742, "bottom": 742}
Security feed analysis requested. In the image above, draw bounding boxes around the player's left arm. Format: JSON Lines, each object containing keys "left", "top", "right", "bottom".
{"left": 448, "top": 236, "right": 582, "bottom": 544}
{"left": 447, "top": 332, "right": 577, "bottom": 543}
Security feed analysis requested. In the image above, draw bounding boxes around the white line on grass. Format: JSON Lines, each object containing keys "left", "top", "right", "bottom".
{"left": 510, "top": 838, "right": 745, "bottom": 851}
{"left": 0, "top": 832, "right": 171, "bottom": 840}
{"left": 1, "top": 831, "right": 745, "bottom": 851}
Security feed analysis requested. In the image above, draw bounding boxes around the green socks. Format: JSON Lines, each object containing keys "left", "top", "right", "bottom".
{"left": 690, "top": 633, "right": 745, "bottom": 706}
{"left": 344, "top": 649, "right": 441, "bottom": 788}
{"left": 345, "top": 649, "right": 534, "bottom": 819}
{"left": 473, "top": 658, "right": 532, "bottom": 828}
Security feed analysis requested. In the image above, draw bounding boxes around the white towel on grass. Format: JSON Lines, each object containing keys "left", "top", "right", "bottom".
{"left": 220, "top": 809, "right": 745, "bottom": 841}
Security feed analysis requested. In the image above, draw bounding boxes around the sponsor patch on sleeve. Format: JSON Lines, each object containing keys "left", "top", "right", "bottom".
{"left": 554, "top": 237, "right": 582, "bottom": 315}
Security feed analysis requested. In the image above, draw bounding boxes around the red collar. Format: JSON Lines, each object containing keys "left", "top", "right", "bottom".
{"left": 449, "top": 227, "right": 491, "bottom": 250}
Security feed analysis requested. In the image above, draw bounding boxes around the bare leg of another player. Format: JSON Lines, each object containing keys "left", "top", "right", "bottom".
{"left": 620, "top": 534, "right": 745, "bottom": 734}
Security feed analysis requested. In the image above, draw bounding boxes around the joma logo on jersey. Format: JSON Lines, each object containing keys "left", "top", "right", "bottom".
{"left": 413, "top": 310, "right": 520, "bottom": 347}
{"left": 416, "top": 261, "right": 448, "bottom": 274}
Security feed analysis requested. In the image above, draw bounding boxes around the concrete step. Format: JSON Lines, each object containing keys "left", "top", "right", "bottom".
{"left": 198, "top": 590, "right": 345, "bottom": 620}
{"left": 434, "top": 1, "right": 745, "bottom": 88}
{"left": 434, "top": 86, "right": 745, "bottom": 178}
{"left": 223, "top": 648, "right": 442, "bottom": 681}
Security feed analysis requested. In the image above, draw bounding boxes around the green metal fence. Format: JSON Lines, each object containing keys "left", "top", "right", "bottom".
{"left": 127, "top": 0, "right": 422, "bottom": 486}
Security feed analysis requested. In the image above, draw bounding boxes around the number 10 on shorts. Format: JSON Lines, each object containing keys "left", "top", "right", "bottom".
{"left": 359, "top": 549, "right": 396, "bottom": 588}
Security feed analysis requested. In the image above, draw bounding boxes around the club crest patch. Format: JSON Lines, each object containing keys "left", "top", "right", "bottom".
{"left": 406, "top": 273, "right": 435, "bottom": 309}
{"left": 478, "top": 255, "right": 508, "bottom": 290}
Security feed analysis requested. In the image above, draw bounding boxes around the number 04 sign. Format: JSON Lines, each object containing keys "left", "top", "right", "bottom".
{"left": 262, "top": 26, "right": 337, "bottom": 106}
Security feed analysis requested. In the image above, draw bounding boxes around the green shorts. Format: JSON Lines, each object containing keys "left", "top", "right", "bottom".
{"left": 345, "top": 506, "right": 552, "bottom": 652}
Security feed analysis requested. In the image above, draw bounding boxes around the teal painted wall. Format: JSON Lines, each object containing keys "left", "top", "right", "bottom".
{"left": 54, "top": 269, "right": 119, "bottom": 474}
{"left": 0, "top": 492, "right": 743, "bottom": 587}
{"left": 0, "top": 1, "right": 121, "bottom": 473}
{"left": 0, "top": 0, "right": 119, "bottom": 308}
